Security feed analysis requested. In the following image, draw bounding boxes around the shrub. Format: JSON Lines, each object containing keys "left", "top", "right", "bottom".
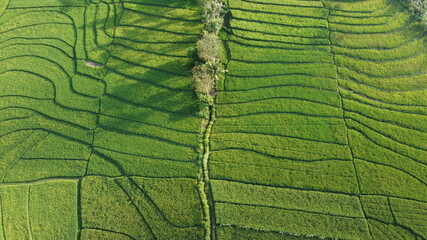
{"left": 197, "top": 32, "right": 222, "bottom": 62}
{"left": 193, "top": 63, "right": 215, "bottom": 94}
{"left": 201, "top": 0, "right": 226, "bottom": 34}
{"left": 190, "top": 1, "right": 227, "bottom": 117}
{"left": 403, "top": 0, "right": 427, "bottom": 26}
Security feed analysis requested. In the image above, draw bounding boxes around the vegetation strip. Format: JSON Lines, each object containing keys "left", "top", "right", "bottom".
{"left": 192, "top": 0, "right": 227, "bottom": 239}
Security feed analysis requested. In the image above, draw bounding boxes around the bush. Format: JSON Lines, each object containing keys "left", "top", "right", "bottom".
{"left": 191, "top": 0, "right": 226, "bottom": 117}
{"left": 192, "top": 63, "right": 215, "bottom": 94}
{"left": 404, "top": 0, "right": 427, "bottom": 26}
{"left": 201, "top": 0, "right": 226, "bottom": 34}
{"left": 197, "top": 32, "right": 222, "bottom": 62}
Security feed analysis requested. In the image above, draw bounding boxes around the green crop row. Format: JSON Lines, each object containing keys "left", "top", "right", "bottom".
{"left": 326, "top": 0, "right": 393, "bottom": 14}
{"left": 81, "top": 176, "right": 204, "bottom": 240}
{"left": 349, "top": 129, "right": 427, "bottom": 184}
{"left": 121, "top": 6, "right": 200, "bottom": 33}
{"left": 228, "top": 61, "right": 337, "bottom": 78}
{"left": 215, "top": 202, "right": 371, "bottom": 240}
{"left": 329, "top": 15, "right": 393, "bottom": 26}
{"left": 355, "top": 158, "right": 427, "bottom": 201}
{"left": 333, "top": 37, "right": 423, "bottom": 62}
{"left": 338, "top": 67, "right": 427, "bottom": 91}
{"left": 123, "top": 0, "right": 200, "bottom": 10}
{"left": 368, "top": 219, "right": 417, "bottom": 240}
{"left": 335, "top": 53, "right": 427, "bottom": 78}
{"left": 114, "top": 38, "right": 194, "bottom": 57}
{"left": 1, "top": 57, "right": 99, "bottom": 113}
{"left": 340, "top": 82, "right": 427, "bottom": 115}
{"left": 109, "top": 44, "right": 193, "bottom": 76}
{"left": 216, "top": 225, "right": 321, "bottom": 240}
{"left": 217, "top": 86, "right": 341, "bottom": 107}
{"left": 103, "top": 74, "right": 198, "bottom": 115}
{"left": 342, "top": 91, "right": 427, "bottom": 130}
{"left": 229, "top": 42, "right": 333, "bottom": 63}
{"left": 0, "top": 181, "right": 78, "bottom": 240}
{"left": 2, "top": 43, "right": 74, "bottom": 78}
{"left": 390, "top": 197, "right": 427, "bottom": 238}
{"left": 235, "top": 0, "right": 324, "bottom": 8}
{"left": 93, "top": 127, "right": 198, "bottom": 162}
{"left": 0, "top": 128, "right": 87, "bottom": 183}
{"left": 220, "top": 75, "right": 337, "bottom": 91}
{"left": 331, "top": 11, "right": 411, "bottom": 34}
{"left": 361, "top": 195, "right": 395, "bottom": 223}
{"left": 72, "top": 73, "right": 105, "bottom": 98}
{"left": 331, "top": 23, "right": 423, "bottom": 49}
{"left": 213, "top": 120, "right": 348, "bottom": 144}
{"left": 0, "top": 37, "right": 74, "bottom": 60}
{"left": 0, "top": 96, "right": 97, "bottom": 129}
{"left": 232, "top": 28, "right": 330, "bottom": 46}
{"left": 229, "top": 0, "right": 327, "bottom": 19}
{"left": 215, "top": 98, "right": 343, "bottom": 118}
{"left": 4, "top": 159, "right": 86, "bottom": 182}
{"left": 209, "top": 147, "right": 358, "bottom": 194}
{"left": 100, "top": 94, "right": 199, "bottom": 132}
{"left": 87, "top": 147, "right": 198, "bottom": 178}
{"left": 0, "top": 71, "right": 54, "bottom": 99}
{"left": 0, "top": 114, "right": 93, "bottom": 144}
{"left": 231, "top": 9, "right": 327, "bottom": 28}
{"left": 231, "top": 19, "right": 329, "bottom": 39}
{"left": 227, "top": 37, "right": 330, "bottom": 51}
{"left": 346, "top": 115, "right": 426, "bottom": 162}
{"left": 23, "top": 133, "right": 91, "bottom": 159}
{"left": 211, "top": 180, "right": 364, "bottom": 218}
{"left": 85, "top": 3, "right": 112, "bottom": 64}
{"left": 99, "top": 115, "right": 199, "bottom": 147}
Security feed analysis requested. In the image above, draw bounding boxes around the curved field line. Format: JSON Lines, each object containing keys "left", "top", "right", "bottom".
{"left": 217, "top": 96, "right": 342, "bottom": 109}
{"left": 93, "top": 147, "right": 195, "bottom": 164}
{"left": 356, "top": 158, "right": 427, "bottom": 186}
{"left": 215, "top": 201, "right": 365, "bottom": 219}
{"left": 83, "top": 227, "right": 137, "bottom": 240}
{"left": 216, "top": 111, "right": 343, "bottom": 119}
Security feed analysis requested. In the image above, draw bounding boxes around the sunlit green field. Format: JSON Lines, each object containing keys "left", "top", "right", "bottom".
{"left": 0, "top": 0, "right": 425, "bottom": 239}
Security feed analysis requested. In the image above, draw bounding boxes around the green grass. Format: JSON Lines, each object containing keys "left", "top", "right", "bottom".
{"left": 0, "top": 0, "right": 426, "bottom": 239}
{"left": 0, "top": 0, "right": 205, "bottom": 239}
{"left": 215, "top": 202, "right": 371, "bottom": 240}
{"left": 0, "top": 181, "right": 78, "bottom": 240}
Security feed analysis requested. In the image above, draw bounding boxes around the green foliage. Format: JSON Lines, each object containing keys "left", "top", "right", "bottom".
{"left": 0, "top": 0, "right": 426, "bottom": 239}
{"left": 217, "top": 226, "right": 322, "bottom": 240}
{"left": 402, "top": 0, "right": 427, "bottom": 26}
{"left": 28, "top": 181, "right": 79, "bottom": 240}
{"left": 360, "top": 195, "right": 395, "bottom": 224}
{"left": 0, "top": 181, "right": 78, "bottom": 240}
{"left": 215, "top": 202, "right": 371, "bottom": 240}
{"left": 191, "top": 0, "right": 226, "bottom": 117}
{"left": 81, "top": 176, "right": 155, "bottom": 240}
{"left": 193, "top": 63, "right": 216, "bottom": 95}
{"left": 87, "top": 148, "right": 198, "bottom": 178}
{"left": 0, "top": 1, "right": 205, "bottom": 239}
{"left": 390, "top": 198, "right": 427, "bottom": 238}
{"left": 82, "top": 176, "right": 204, "bottom": 240}
{"left": 201, "top": 0, "right": 226, "bottom": 34}
{"left": 355, "top": 159, "right": 427, "bottom": 201}
{"left": 211, "top": 180, "right": 364, "bottom": 217}
{"left": 197, "top": 32, "right": 222, "bottom": 62}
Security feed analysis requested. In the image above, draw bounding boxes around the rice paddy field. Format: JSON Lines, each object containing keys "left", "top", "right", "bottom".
{"left": 0, "top": 0, "right": 426, "bottom": 239}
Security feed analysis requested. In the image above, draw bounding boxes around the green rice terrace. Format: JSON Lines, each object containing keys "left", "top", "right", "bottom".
{"left": 0, "top": 0, "right": 426, "bottom": 239}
